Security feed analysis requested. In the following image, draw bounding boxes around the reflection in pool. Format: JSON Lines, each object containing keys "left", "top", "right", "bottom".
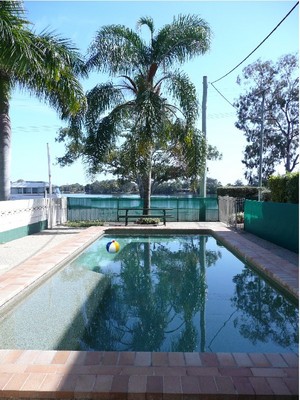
{"left": 0, "top": 234, "right": 298, "bottom": 353}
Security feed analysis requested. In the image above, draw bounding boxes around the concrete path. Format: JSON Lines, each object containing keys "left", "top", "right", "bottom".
{"left": 0, "top": 226, "right": 84, "bottom": 275}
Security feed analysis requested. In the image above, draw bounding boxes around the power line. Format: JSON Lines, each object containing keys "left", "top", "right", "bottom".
{"left": 210, "top": 81, "right": 273, "bottom": 109}
{"left": 210, "top": 83, "right": 236, "bottom": 108}
{"left": 207, "top": 112, "right": 236, "bottom": 120}
{"left": 211, "top": 1, "right": 299, "bottom": 84}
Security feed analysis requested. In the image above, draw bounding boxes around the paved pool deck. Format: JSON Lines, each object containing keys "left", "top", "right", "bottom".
{"left": 0, "top": 222, "right": 298, "bottom": 399}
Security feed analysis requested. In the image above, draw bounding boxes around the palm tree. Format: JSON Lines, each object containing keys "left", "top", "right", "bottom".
{"left": 58, "top": 15, "right": 211, "bottom": 211}
{"left": 0, "top": 1, "right": 86, "bottom": 200}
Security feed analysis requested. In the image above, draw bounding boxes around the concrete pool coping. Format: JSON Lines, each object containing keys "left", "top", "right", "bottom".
{"left": 0, "top": 222, "right": 298, "bottom": 399}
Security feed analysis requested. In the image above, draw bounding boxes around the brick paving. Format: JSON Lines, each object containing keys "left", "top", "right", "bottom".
{"left": 0, "top": 223, "right": 298, "bottom": 399}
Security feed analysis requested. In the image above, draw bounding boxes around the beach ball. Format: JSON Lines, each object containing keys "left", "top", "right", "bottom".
{"left": 106, "top": 240, "right": 120, "bottom": 253}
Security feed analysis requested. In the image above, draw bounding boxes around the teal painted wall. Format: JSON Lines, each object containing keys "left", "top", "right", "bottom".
{"left": 244, "top": 200, "right": 299, "bottom": 253}
{"left": 0, "top": 220, "right": 48, "bottom": 244}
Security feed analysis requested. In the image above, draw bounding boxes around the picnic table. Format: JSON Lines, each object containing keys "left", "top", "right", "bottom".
{"left": 117, "top": 208, "right": 173, "bottom": 226}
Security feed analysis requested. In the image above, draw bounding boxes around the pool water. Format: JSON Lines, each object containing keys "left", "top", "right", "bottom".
{"left": 0, "top": 234, "right": 298, "bottom": 353}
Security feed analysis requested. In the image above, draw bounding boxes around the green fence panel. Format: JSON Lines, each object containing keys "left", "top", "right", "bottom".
{"left": 67, "top": 196, "right": 218, "bottom": 222}
{"left": 244, "top": 200, "right": 299, "bottom": 253}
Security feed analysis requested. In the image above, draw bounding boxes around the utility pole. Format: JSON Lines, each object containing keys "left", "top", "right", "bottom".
{"left": 199, "top": 75, "right": 207, "bottom": 198}
{"left": 258, "top": 91, "right": 265, "bottom": 201}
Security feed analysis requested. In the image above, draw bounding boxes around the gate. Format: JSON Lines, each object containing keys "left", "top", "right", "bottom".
{"left": 218, "top": 196, "right": 244, "bottom": 229}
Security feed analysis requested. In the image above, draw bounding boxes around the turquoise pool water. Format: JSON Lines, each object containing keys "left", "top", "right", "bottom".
{"left": 0, "top": 234, "right": 298, "bottom": 353}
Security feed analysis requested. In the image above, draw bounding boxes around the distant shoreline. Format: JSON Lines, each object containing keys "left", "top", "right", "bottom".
{"left": 63, "top": 193, "right": 217, "bottom": 198}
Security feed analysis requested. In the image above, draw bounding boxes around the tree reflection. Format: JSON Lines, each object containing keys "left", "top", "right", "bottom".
{"left": 231, "top": 268, "right": 299, "bottom": 348}
{"left": 80, "top": 235, "right": 221, "bottom": 351}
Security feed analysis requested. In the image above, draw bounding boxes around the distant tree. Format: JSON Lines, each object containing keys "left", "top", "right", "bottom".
{"left": 83, "top": 179, "right": 136, "bottom": 194}
{"left": 81, "top": 176, "right": 222, "bottom": 195}
{"left": 152, "top": 180, "right": 183, "bottom": 195}
{"left": 119, "top": 181, "right": 138, "bottom": 193}
{"left": 60, "top": 183, "right": 84, "bottom": 193}
{"left": 0, "top": 0, "right": 86, "bottom": 200}
{"left": 233, "top": 179, "right": 244, "bottom": 187}
{"left": 206, "top": 178, "right": 222, "bottom": 195}
{"left": 87, "top": 180, "right": 119, "bottom": 194}
{"left": 104, "top": 135, "right": 221, "bottom": 195}
{"left": 57, "top": 15, "right": 212, "bottom": 213}
{"left": 234, "top": 54, "right": 299, "bottom": 185}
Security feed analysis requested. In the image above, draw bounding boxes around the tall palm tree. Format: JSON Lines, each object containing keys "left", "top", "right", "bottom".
{"left": 0, "top": 1, "right": 86, "bottom": 200}
{"left": 58, "top": 15, "right": 211, "bottom": 211}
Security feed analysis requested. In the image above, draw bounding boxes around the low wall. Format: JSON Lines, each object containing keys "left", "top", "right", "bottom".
{"left": 244, "top": 200, "right": 299, "bottom": 253}
{"left": 0, "top": 198, "right": 67, "bottom": 244}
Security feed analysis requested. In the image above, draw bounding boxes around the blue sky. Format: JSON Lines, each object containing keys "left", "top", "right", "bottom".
{"left": 10, "top": 0, "right": 299, "bottom": 186}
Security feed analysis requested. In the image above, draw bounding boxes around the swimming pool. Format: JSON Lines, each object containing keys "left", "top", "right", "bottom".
{"left": 0, "top": 234, "right": 298, "bottom": 353}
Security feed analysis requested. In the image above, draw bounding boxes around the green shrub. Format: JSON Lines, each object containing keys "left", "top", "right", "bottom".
{"left": 136, "top": 217, "right": 161, "bottom": 225}
{"left": 268, "top": 172, "right": 299, "bottom": 203}
{"left": 286, "top": 172, "right": 299, "bottom": 203}
{"left": 236, "top": 212, "right": 244, "bottom": 223}
{"left": 65, "top": 220, "right": 104, "bottom": 227}
{"left": 268, "top": 175, "right": 287, "bottom": 202}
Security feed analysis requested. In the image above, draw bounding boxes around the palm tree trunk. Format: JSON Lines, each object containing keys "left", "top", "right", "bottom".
{"left": 142, "top": 168, "right": 152, "bottom": 215}
{"left": 0, "top": 77, "right": 12, "bottom": 201}
{"left": 137, "top": 149, "right": 152, "bottom": 215}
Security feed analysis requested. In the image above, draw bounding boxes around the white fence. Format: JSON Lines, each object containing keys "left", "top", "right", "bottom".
{"left": 48, "top": 198, "right": 68, "bottom": 228}
{"left": 0, "top": 198, "right": 67, "bottom": 241}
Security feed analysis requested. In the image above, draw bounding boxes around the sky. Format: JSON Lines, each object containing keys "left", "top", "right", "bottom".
{"left": 9, "top": 0, "right": 299, "bottom": 187}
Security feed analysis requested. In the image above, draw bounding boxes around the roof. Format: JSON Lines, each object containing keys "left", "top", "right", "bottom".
{"left": 11, "top": 181, "right": 49, "bottom": 188}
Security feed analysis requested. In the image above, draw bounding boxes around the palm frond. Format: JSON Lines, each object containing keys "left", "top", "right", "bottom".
{"left": 136, "top": 16, "right": 155, "bottom": 39}
{"left": 36, "top": 29, "right": 87, "bottom": 77}
{"left": 84, "top": 105, "right": 132, "bottom": 175}
{"left": 165, "top": 70, "right": 199, "bottom": 124}
{"left": 85, "top": 83, "right": 124, "bottom": 132}
{"left": 168, "top": 120, "right": 207, "bottom": 179}
{"left": 153, "top": 14, "right": 212, "bottom": 68}
{"left": 118, "top": 75, "right": 138, "bottom": 94}
{"left": 183, "top": 127, "right": 207, "bottom": 178}
{"left": 0, "top": 2, "right": 36, "bottom": 74}
{"left": 0, "top": 0, "right": 29, "bottom": 35}
{"left": 86, "top": 24, "right": 149, "bottom": 76}
{"left": 0, "top": 5, "right": 86, "bottom": 119}
{"left": 7, "top": 29, "right": 87, "bottom": 118}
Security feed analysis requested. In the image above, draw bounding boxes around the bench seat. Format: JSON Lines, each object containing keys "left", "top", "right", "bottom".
{"left": 119, "top": 216, "right": 173, "bottom": 225}
{"left": 118, "top": 211, "right": 173, "bottom": 226}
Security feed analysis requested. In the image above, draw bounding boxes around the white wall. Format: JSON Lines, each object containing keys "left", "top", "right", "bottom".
{"left": 0, "top": 198, "right": 67, "bottom": 233}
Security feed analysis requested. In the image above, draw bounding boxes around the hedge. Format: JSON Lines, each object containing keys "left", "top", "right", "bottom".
{"left": 217, "top": 186, "right": 259, "bottom": 199}
{"left": 268, "top": 172, "right": 299, "bottom": 203}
